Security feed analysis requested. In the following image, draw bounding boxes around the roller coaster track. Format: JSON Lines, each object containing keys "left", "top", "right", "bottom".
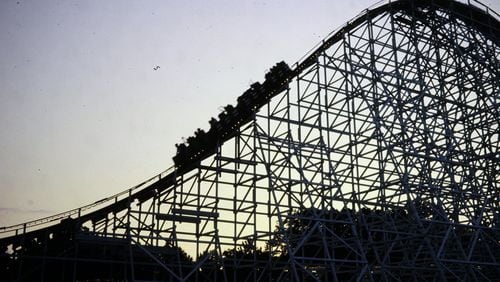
{"left": 0, "top": 166, "right": 175, "bottom": 235}
{"left": 1, "top": 0, "right": 499, "bottom": 281}
{"left": 1, "top": 0, "right": 497, "bottom": 240}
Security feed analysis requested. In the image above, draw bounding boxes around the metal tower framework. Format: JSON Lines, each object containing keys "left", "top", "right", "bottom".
{"left": 1, "top": 0, "right": 499, "bottom": 281}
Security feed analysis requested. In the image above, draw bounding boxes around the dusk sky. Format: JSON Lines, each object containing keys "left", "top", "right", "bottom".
{"left": 1, "top": 0, "right": 498, "bottom": 227}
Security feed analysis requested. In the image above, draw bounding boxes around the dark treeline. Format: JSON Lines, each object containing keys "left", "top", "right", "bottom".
{"left": 1, "top": 204, "right": 499, "bottom": 281}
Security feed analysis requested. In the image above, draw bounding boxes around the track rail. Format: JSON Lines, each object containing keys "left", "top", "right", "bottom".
{"left": 0, "top": 166, "right": 175, "bottom": 237}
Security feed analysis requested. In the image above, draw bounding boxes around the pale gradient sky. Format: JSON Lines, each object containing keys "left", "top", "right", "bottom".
{"left": 0, "top": 0, "right": 498, "bottom": 227}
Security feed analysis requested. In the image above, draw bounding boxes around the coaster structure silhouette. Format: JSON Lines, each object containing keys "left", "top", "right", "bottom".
{"left": 1, "top": 0, "right": 499, "bottom": 281}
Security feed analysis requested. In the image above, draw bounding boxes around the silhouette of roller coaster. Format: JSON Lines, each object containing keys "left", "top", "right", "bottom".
{"left": 1, "top": 0, "right": 499, "bottom": 281}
